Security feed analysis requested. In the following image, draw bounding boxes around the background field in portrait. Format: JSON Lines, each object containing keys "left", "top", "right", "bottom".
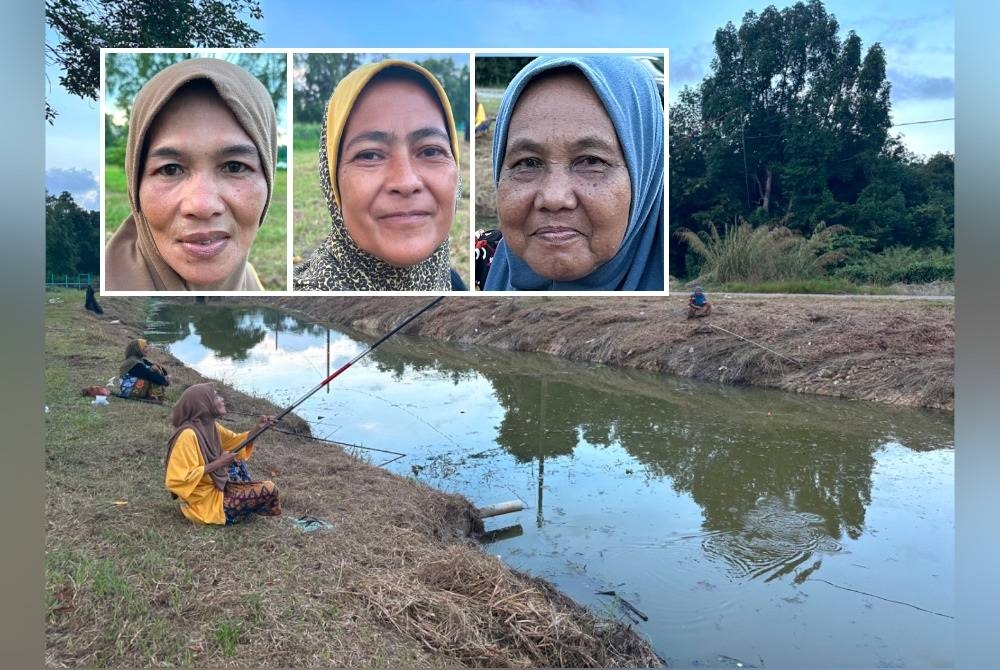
{"left": 101, "top": 51, "right": 289, "bottom": 291}
{"left": 291, "top": 52, "right": 472, "bottom": 289}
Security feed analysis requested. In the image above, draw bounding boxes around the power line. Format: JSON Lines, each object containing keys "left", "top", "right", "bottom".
{"left": 892, "top": 117, "right": 954, "bottom": 127}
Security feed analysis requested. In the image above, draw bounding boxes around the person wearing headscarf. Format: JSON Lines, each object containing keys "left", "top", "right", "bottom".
{"left": 687, "top": 285, "right": 712, "bottom": 318}
{"left": 483, "top": 55, "right": 664, "bottom": 291}
{"left": 164, "top": 383, "right": 280, "bottom": 525}
{"left": 293, "top": 59, "right": 465, "bottom": 291}
{"left": 105, "top": 58, "right": 278, "bottom": 291}
{"left": 117, "top": 338, "right": 171, "bottom": 402}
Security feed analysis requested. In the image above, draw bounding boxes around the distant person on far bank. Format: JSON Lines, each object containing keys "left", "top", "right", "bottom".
{"left": 687, "top": 286, "right": 712, "bottom": 318}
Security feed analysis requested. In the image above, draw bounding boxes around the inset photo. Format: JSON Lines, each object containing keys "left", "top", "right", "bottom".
{"left": 102, "top": 52, "right": 288, "bottom": 292}
{"left": 292, "top": 53, "right": 471, "bottom": 292}
{"left": 474, "top": 53, "right": 666, "bottom": 292}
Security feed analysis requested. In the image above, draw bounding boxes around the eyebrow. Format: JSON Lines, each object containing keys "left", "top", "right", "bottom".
{"left": 505, "top": 136, "right": 619, "bottom": 156}
{"left": 343, "top": 127, "right": 451, "bottom": 151}
{"left": 147, "top": 143, "right": 259, "bottom": 160}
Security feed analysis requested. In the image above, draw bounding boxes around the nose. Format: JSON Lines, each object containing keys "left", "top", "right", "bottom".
{"left": 385, "top": 152, "right": 423, "bottom": 196}
{"left": 533, "top": 168, "right": 578, "bottom": 211}
{"left": 179, "top": 172, "right": 226, "bottom": 219}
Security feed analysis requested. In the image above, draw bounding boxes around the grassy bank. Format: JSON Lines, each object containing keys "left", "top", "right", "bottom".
{"left": 45, "top": 289, "right": 660, "bottom": 667}
{"left": 292, "top": 124, "right": 472, "bottom": 288}
{"left": 104, "top": 165, "right": 289, "bottom": 291}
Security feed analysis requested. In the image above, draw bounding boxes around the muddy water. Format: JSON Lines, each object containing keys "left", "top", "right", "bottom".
{"left": 145, "top": 303, "right": 954, "bottom": 668}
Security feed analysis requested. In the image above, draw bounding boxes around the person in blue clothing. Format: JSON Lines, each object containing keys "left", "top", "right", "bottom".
{"left": 118, "top": 338, "right": 171, "bottom": 402}
{"left": 687, "top": 286, "right": 712, "bottom": 318}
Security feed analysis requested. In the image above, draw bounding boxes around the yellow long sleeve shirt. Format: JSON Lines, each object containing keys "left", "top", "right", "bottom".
{"left": 164, "top": 424, "right": 255, "bottom": 525}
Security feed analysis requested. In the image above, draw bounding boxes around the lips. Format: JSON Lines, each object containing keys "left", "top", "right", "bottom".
{"left": 177, "top": 231, "right": 231, "bottom": 259}
{"left": 531, "top": 225, "right": 583, "bottom": 244}
{"left": 376, "top": 210, "right": 434, "bottom": 227}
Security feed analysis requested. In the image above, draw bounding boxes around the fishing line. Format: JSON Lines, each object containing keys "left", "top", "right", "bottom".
{"left": 706, "top": 323, "right": 805, "bottom": 368}
{"left": 337, "top": 386, "right": 462, "bottom": 447}
{"left": 227, "top": 297, "right": 446, "bottom": 455}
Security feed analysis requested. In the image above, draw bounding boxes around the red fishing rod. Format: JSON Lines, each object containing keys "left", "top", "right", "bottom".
{"left": 229, "top": 296, "right": 445, "bottom": 454}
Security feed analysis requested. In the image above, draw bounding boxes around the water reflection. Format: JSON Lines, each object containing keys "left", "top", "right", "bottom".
{"left": 145, "top": 302, "right": 954, "bottom": 667}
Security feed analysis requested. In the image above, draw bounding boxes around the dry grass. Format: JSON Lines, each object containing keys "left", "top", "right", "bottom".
{"left": 45, "top": 289, "right": 660, "bottom": 667}
{"left": 272, "top": 294, "right": 954, "bottom": 410}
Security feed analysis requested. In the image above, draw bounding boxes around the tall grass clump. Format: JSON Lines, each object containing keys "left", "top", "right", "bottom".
{"left": 675, "top": 219, "right": 851, "bottom": 284}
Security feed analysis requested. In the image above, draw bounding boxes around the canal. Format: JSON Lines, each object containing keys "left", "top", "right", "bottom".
{"left": 145, "top": 302, "right": 954, "bottom": 668}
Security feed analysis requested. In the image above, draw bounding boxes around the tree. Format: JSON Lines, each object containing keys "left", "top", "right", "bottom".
{"left": 666, "top": 0, "right": 949, "bottom": 282}
{"left": 46, "top": 0, "right": 264, "bottom": 122}
{"left": 293, "top": 53, "right": 366, "bottom": 124}
{"left": 46, "top": 191, "right": 99, "bottom": 276}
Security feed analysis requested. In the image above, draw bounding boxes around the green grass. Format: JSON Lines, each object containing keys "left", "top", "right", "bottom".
{"left": 717, "top": 279, "right": 895, "bottom": 294}
{"left": 212, "top": 619, "right": 241, "bottom": 657}
{"left": 292, "top": 123, "right": 471, "bottom": 287}
{"left": 104, "top": 164, "right": 288, "bottom": 291}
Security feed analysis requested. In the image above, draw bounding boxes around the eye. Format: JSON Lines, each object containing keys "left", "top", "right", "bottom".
{"left": 509, "top": 157, "right": 544, "bottom": 171}
{"left": 417, "top": 145, "right": 450, "bottom": 160}
{"left": 572, "top": 155, "right": 611, "bottom": 172}
{"left": 153, "top": 163, "right": 183, "bottom": 177}
{"left": 222, "top": 161, "right": 252, "bottom": 174}
{"left": 351, "top": 149, "right": 385, "bottom": 163}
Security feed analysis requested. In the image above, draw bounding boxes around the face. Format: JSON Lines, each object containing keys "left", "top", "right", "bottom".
{"left": 497, "top": 70, "right": 632, "bottom": 282}
{"left": 138, "top": 86, "right": 267, "bottom": 290}
{"left": 212, "top": 392, "right": 227, "bottom": 416}
{"left": 337, "top": 78, "right": 457, "bottom": 267}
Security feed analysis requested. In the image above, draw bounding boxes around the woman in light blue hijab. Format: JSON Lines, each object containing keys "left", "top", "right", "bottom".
{"left": 484, "top": 55, "right": 664, "bottom": 291}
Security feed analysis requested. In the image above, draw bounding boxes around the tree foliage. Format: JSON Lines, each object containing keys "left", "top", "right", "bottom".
{"left": 46, "top": 0, "right": 264, "bottom": 121}
{"left": 670, "top": 0, "right": 953, "bottom": 282}
{"left": 474, "top": 57, "right": 535, "bottom": 88}
{"left": 104, "top": 52, "right": 284, "bottom": 120}
{"left": 46, "top": 191, "right": 100, "bottom": 276}
{"left": 293, "top": 54, "right": 470, "bottom": 131}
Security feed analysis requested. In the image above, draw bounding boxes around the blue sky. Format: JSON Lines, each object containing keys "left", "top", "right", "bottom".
{"left": 45, "top": 0, "right": 954, "bottom": 209}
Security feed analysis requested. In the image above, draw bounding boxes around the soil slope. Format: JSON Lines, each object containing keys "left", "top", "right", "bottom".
{"left": 274, "top": 294, "right": 954, "bottom": 411}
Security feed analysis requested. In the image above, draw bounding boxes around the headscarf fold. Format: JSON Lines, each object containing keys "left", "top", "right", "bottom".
{"left": 484, "top": 55, "right": 665, "bottom": 291}
{"left": 293, "top": 60, "right": 460, "bottom": 292}
{"left": 105, "top": 58, "right": 277, "bottom": 291}
{"left": 119, "top": 338, "right": 148, "bottom": 377}
{"left": 165, "top": 383, "right": 228, "bottom": 491}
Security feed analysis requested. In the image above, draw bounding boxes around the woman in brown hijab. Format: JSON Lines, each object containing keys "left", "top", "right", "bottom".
{"left": 164, "top": 383, "right": 281, "bottom": 525}
{"left": 105, "top": 58, "right": 278, "bottom": 291}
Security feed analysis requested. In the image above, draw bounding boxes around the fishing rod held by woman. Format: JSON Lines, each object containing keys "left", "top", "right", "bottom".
{"left": 483, "top": 55, "right": 664, "bottom": 291}
{"left": 293, "top": 59, "right": 466, "bottom": 291}
{"left": 164, "top": 383, "right": 281, "bottom": 525}
{"left": 105, "top": 58, "right": 279, "bottom": 291}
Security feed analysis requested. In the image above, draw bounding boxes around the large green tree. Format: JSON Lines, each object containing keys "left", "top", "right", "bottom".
{"left": 46, "top": 0, "right": 264, "bottom": 121}
{"left": 46, "top": 192, "right": 100, "bottom": 277}
{"left": 669, "top": 0, "right": 951, "bottom": 280}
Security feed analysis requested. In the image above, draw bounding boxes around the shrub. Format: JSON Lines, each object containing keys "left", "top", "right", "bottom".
{"left": 836, "top": 246, "right": 954, "bottom": 284}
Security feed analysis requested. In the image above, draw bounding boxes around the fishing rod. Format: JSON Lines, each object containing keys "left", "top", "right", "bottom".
{"left": 228, "top": 296, "right": 445, "bottom": 455}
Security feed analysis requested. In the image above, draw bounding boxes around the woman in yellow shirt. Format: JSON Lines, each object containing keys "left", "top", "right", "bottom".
{"left": 164, "top": 383, "right": 281, "bottom": 525}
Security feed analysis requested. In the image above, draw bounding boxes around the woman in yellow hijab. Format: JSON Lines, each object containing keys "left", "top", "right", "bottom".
{"left": 294, "top": 60, "right": 465, "bottom": 291}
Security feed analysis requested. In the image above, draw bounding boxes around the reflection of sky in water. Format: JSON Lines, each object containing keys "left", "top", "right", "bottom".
{"left": 145, "top": 304, "right": 954, "bottom": 668}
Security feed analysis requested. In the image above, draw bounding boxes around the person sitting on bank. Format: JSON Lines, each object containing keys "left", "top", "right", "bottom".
{"left": 118, "top": 338, "right": 171, "bottom": 402}
{"left": 164, "top": 383, "right": 281, "bottom": 525}
{"left": 688, "top": 285, "right": 712, "bottom": 318}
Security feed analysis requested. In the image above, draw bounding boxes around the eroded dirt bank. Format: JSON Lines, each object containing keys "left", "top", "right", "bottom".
{"left": 273, "top": 294, "right": 954, "bottom": 411}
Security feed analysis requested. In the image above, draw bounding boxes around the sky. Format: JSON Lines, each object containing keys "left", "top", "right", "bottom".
{"left": 44, "top": 0, "right": 954, "bottom": 210}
